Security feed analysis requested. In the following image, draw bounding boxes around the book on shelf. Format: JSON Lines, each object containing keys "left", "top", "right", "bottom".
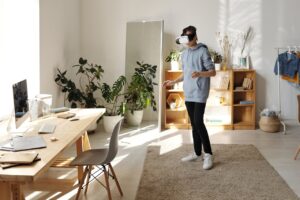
{"left": 218, "top": 76, "right": 230, "bottom": 90}
{"left": 242, "top": 78, "right": 252, "bottom": 90}
{"left": 239, "top": 100, "right": 254, "bottom": 104}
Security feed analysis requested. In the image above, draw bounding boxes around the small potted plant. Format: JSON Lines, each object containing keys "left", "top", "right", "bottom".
{"left": 209, "top": 48, "right": 222, "bottom": 70}
{"left": 100, "top": 75, "right": 126, "bottom": 133}
{"left": 165, "top": 50, "right": 181, "bottom": 71}
{"left": 125, "top": 61, "right": 157, "bottom": 126}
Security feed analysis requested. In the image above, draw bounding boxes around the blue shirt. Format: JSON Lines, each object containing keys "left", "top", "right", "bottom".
{"left": 181, "top": 43, "right": 215, "bottom": 103}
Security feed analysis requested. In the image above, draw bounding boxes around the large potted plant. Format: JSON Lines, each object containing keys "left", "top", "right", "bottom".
{"left": 165, "top": 50, "right": 181, "bottom": 71}
{"left": 55, "top": 57, "right": 104, "bottom": 108}
{"left": 54, "top": 57, "right": 104, "bottom": 131}
{"left": 125, "top": 61, "right": 157, "bottom": 126}
{"left": 100, "top": 75, "right": 126, "bottom": 133}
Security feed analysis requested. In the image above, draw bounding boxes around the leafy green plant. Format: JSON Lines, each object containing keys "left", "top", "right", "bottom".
{"left": 100, "top": 76, "right": 127, "bottom": 116}
{"left": 209, "top": 48, "right": 222, "bottom": 63}
{"left": 165, "top": 50, "right": 181, "bottom": 62}
{"left": 55, "top": 57, "right": 104, "bottom": 108}
{"left": 125, "top": 61, "right": 157, "bottom": 113}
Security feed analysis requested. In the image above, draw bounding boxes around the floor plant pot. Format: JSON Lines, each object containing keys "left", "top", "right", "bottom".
{"left": 103, "top": 115, "right": 122, "bottom": 133}
{"left": 126, "top": 110, "right": 144, "bottom": 126}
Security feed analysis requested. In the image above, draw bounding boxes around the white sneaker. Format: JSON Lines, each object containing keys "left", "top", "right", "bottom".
{"left": 181, "top": 153, "right": 200, "bottom": 162}
{"left": 203, "top": 153, "right": 213, "bottom": 170}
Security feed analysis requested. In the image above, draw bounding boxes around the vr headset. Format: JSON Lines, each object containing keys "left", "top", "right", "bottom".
{"left": 175, "top": 32, "right": 196, "bottom": 44}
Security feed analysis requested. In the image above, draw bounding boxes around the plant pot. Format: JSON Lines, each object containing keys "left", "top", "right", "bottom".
{"left": 259, "top": 116, "right": 280, "bottom": 133}
{"left": 103, "top": 115, "right": 122, "bottom": 133}
{"left": 87, "top": 121, "right": 98, "bottom": 133}
{"left": 126, "top": 110, "right": 144, "bottom": 126}
{"left": 171, "top": 61, "right": 179, "bottom": 71}
{"left": 214, "top": 63, "right": 221, "bottom": 71}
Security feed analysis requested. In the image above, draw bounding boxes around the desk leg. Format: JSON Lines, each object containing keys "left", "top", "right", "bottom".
{"left": 0, "top": 182, "right": 11, "bottom": 200}
{"left": 76, "top": 131, "right": 92, "bottom": 182}
{"left": 11, "top": 183, "right": 25, "bottom": 200}
{"left": 0, "top": 182, "right": 24, "bottom": 200}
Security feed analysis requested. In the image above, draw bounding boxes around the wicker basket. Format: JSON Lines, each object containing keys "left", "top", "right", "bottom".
{"left": 259, "top": 116, "right": 280, "bottom": 133}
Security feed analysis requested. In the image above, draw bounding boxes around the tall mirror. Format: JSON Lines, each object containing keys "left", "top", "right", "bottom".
{"left": 125, "top": 20, "right": 163, "bottom": 129}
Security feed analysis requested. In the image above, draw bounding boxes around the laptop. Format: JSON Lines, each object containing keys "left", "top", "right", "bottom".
{"left": 0, "top": 136, "right": 47, "bottom": 152}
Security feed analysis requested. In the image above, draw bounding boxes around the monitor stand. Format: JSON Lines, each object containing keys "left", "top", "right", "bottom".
{"left": 6, "top": 112, "right": 29, "bottom": 136}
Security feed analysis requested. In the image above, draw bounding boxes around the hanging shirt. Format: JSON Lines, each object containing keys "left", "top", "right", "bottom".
{"left": 181, "top": 43, "right": 215, "bottom": 103}
{"left": 274, "top": 52, "right": 300, "bottom": 78}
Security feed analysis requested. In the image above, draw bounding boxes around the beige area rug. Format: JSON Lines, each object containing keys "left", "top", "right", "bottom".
{"left": 136, "top": 144, "right": 299, "bottom": 200}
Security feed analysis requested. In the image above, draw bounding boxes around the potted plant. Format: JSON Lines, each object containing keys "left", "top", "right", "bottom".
{"left": 209, "top": 48, "right": 222, "bottom": 70}
{"left": 125, "top": 61, "right": 157, "bottom": 126}
{"left": 165, "top": 50, "right": 181, "bottom": 70}
{"left": 54, "top": 57, "right": 104, "bottom": 131}
{"left": 55, "top": 57, "right": 104, "bottom": 108}
{"left": 100, "top": 75, "right": 126, "bottom": 133}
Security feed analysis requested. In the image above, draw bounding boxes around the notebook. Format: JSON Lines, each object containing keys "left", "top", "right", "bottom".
{"left": 0, "top": 156, "right": 41, "bottom": 169}
{"left": 0, "top": 136, "right": 47, "bottom": 152}
{"left": 0, "top": 152, "right": 38, "bottom": 164}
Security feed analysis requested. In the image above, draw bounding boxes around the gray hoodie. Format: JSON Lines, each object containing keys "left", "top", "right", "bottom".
{"left": 181, "top": 43, "right": 215, "bottom": 103}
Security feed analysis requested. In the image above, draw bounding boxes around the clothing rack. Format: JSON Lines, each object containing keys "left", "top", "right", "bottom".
{"left": 274, "top": 46, "right": 300, "bottom": 134}
{"left": 274, "top": 47, "right": 298, "bottom": 135}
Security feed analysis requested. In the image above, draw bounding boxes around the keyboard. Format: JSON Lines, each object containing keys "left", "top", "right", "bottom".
{"left": 38, "top": 123, "right": 56, "bottom": 134}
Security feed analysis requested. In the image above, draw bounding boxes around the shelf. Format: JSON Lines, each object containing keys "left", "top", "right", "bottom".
{"left": 233, "top": 104, "right": 254, "bottom": 107}
{"left": 210, "top": 88, "right": 230, "bottom": 92}
{"left": 167, "top": 89, "right": 183, "bottom": 92}
{"left": 234, "top": 121, "right": 254, "bottom": 126}
{"left": 233, "top": 90, "right": 254, "bottom": 92}
{"left": 165, "top": 69, "right": 182, "bottom": 72}
{"left": 233, "top": 69, "right": 255, "bottom": 72}
{"left": 166, "top": 107, "right": 186, "bottom": 112}
{"left": 206, "top": 104, "right": 231, "bottom": 107}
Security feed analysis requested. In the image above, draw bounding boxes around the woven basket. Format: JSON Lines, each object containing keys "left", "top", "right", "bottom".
{"left": 259, "top": 116, "right": 280, "bottom": 133}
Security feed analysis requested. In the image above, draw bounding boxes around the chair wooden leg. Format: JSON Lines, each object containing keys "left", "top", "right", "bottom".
{"left": 294, "top": 146, "right": 300, "bottom": 160}
{"left": 84, "top": 165, "right": 92, "bottom": 194}
{"left": 108, "top": 163, "right": 123, "bottom": 196}
{"left": 75, "top": 166, "right": 89, "bottom": 200}
{"left": 103, "top": 165, "right": 112, "bottom": 200}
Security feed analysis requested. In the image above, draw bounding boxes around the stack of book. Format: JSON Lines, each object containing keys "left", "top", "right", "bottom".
{"left": 0, "top": 152, "right": 40, "bottom": 169}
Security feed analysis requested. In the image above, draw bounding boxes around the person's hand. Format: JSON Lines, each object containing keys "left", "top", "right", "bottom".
{"left": 191, "top": 71, "right": 201, "bottom": 79}
{"left": 163, "top": 80, "right": 175, "bottom": 87}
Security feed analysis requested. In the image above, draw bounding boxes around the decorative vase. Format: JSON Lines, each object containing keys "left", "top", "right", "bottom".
{"left": 126, "top": 110, "right": 144, "bottom": 126}
{"left": 215, "top": 63, "right": 221, "bottom": 71}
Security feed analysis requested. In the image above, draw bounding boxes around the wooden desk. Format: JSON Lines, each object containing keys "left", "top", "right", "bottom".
{"left": 0, "top": 108, "right": 105, "bottom": 200}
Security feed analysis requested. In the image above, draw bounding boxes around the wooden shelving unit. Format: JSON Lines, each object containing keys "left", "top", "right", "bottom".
{"left": 232, "top": 70, "right": 256, "bottom": 130}
{"left": 163, "top": 69, "right": 256, "bottom": 130}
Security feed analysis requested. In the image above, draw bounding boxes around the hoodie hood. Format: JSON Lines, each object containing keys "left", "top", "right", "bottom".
{"left": 189, "top": 43, "right": 207, "bottom": 50}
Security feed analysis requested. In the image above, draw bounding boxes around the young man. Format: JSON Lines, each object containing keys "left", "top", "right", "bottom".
{"left": 163, "top": 25, "right": 216, "bottom": 170}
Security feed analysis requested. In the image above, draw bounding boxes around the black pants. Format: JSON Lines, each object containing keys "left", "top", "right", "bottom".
{"left": 185, "top": 101, "right": 212, "bottom": 156}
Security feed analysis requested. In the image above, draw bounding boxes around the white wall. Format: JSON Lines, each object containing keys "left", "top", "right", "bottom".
{"left": 0, "top": 0, "right": 39, "bottom": 119}
{"left": 80, "top": 0, "right": 300, "bottom": 120}
{"left": 40, "top": 0, "right": 81, "bottom": 107}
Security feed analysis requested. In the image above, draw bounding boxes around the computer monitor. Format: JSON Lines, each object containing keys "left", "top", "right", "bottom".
{"left": 12, "top": 79, "right": 29, "bottom": 129}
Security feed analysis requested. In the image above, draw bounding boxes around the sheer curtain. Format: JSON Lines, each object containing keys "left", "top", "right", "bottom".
{"left": 0, "top": 0, "right": 39, "bottom": 119}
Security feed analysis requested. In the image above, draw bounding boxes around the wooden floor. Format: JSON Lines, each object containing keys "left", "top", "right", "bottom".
{"left": 24, "top": 121, "right": 300, "bottom": 199}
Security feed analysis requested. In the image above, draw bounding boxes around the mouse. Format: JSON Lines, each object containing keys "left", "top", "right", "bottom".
{"left": 70, "top": 117, "right": 79, "bottom": 121}
{"left": 50, "top": 137, "right": 58, "bottom": 142}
